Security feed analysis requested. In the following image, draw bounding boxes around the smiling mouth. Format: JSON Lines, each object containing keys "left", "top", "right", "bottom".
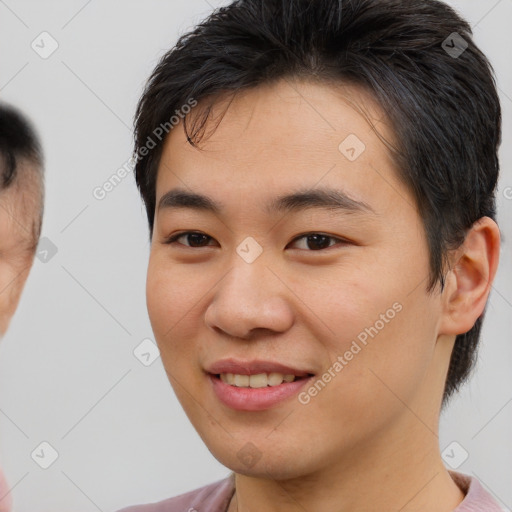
{"left": 212, "top": 372, "right": 314, "bottom": 388}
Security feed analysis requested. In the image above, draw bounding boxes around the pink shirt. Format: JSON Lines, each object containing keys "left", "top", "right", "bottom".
{"left": 117, "top": 471, "right": 506, "bottom": 512}
{"left": 0, "top": 468, "right": 13, "bottom": 512}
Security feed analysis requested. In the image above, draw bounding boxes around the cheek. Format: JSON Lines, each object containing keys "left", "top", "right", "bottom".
{"left": 146, "top": 255, "right": 215, "bottom": 370}
{"left": 147, "top": 253, "right": 199, "bottom": 324}
{"left": 146, "top": 258, "right": 190, "bottom": 354}
{"left": 310, "top": 259, "right": 439, "bottom": 406}
{"left": 301, "top": 268, "right": 401, "bottom": 357}
{"left": 318, "top": 289, "right": 439, "bottom": 424}
{"left": 146, "top": 260, "right": 170, "bottom": 334}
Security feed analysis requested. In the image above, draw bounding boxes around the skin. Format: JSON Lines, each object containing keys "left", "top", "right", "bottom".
{"left": 146, "top": 78, "right": 500, "bottom": 512}
{"left": 0, "top": 161, "right": 42, "bottom": 512}
{"left": 0, "top": 164, "right": 40, "bottom": 336}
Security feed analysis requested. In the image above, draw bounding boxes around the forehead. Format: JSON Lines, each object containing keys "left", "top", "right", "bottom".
{"left": 156, "top": 79, "right": 413, "bottom": 219}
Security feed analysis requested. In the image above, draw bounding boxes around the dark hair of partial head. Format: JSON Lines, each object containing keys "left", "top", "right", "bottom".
{"left": 0, "top": 102, "right": 45, "bottom": 247}
{"left": 0, "top": 102, "right": 43, "bottom": 189}
{"left": 132, "top": 0, "right": 502, "bottom": 407}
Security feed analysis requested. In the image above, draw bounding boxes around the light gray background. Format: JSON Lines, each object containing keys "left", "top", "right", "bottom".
{"left": 0, "top": 1, "right": 510, "bottom": 511}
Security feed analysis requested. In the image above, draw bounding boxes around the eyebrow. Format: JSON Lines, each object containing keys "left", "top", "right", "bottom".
{"left": 157, "top": 187, "right": 376, "bottom": 216}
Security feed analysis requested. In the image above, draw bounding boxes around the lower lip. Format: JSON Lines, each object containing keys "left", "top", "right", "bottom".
{"left": 208, "top": 374, "right": 313, "bottom": 411}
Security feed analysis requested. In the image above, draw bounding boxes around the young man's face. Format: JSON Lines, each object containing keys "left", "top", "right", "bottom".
{"left": 146, "top": 79, "right": 454, "bottom": 478}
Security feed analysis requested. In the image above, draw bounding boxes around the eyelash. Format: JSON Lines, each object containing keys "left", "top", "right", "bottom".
{"left": 162, "top": 231, "right": 350, "bottom": 251}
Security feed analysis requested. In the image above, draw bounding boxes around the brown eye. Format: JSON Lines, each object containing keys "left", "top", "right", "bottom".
{"left": 164, "top": 231, "right": 215, "bottom": 248}
{"left": 289, "top": 233, "right": 348, "bottom": 251}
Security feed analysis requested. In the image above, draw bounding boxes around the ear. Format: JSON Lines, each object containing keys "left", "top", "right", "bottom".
{"left": 438, "top": 217, "right": 501, "bottom": 336}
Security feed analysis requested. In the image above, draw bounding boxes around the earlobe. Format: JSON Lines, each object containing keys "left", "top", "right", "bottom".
{"left": 438, "top": 217, "right": 501, "bottom": 336}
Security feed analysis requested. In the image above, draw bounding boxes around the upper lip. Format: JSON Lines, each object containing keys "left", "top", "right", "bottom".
{"left": 206, "top": 358, "right": 314, "bottom": 377}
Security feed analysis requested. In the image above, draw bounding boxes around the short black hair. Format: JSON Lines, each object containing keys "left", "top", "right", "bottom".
{"left": 0, "top": 101, "right": 45, "bottom": 242}
{"left": 0, "top": 102, "right": 43, "bottom": 189}
{"left": 132, "top": 0, "right": 501, "bottom": 407}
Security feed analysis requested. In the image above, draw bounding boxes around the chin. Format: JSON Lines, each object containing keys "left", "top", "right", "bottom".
{"left": 206, "top": 439, "right": 312, "bottom": 481}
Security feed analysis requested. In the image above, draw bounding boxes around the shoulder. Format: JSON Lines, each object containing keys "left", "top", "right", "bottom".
{"left": 450, "top": 471, "right": 508, "bottom": 512}
{"left": 116, "top": 473, "right": 235, "bottom": 512}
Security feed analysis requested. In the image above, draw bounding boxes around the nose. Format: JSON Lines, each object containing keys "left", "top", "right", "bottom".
{"left": 204, "top": 257, "right": 295, "bottom": 340}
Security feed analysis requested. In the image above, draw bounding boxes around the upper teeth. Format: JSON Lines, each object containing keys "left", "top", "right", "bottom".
{"left": 220, "top": 373, "right": 296, "bottom": 388}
